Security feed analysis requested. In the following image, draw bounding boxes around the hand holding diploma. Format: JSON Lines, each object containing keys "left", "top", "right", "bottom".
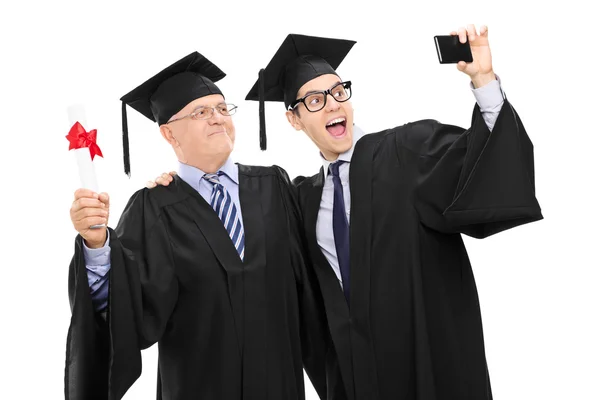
{"left": 66, "top": 104, "right": 108, "bottom": 235}
{"left": 70, "top": 189, "right": 110, "bottom": 248}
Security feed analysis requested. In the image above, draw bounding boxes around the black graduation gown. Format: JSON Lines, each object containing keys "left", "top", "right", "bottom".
{"left": 64, "top": 165, "right": 330, "bottom": 400}
{"left": 293, "top": 101, "right": 543, "bottom": 400}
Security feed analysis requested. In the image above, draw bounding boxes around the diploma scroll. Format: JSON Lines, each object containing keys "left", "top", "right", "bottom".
{"left": 66, "top": 104, "right": 105, "bottom": 229}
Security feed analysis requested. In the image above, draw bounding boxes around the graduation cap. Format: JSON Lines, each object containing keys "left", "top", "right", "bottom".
{"left": 245, "top": 34, "right": 356, "bottom": 150}
{"left": 119, "top": 51, "right": 226, "bottom": 176}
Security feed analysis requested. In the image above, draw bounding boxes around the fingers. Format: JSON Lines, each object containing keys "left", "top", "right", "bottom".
{"left": 455, "top": 24, "right": 488, "bottom": 43}
{"left": 72, "top": 205, "right": 109, "bottom": 223}
{"left": 72, "top": 207, "right": 108, "bottom": 231}
{"left": 71, "top": 196, "right": 105, "bottom": 213}
{"left": 85, "top": 217, "right": 108, "bottom": 227}
{"left": 456, "top": 61, "right": 468, "bottom": 72}
{"left": 458, "top": 27, "right": 467, "bottom": 43}
{"left": 147, "top": 172, "right": 175, "bottom": 189}
{"left": 75, "top": 215, "right": 108, "bottom": 231}
{"left": 98, "top": 192, "right": 110, "bottom": 208}
{"left": 161, "top": 172, "right": 174, "bottom": 184}
{"left": 71, "top": 190, "right": 110, "bottom": 233}
{"left": 466, "top": 24, "right": 476, "bottom": 42}
{"left": 74, "top": 188, "right": 98, "bottom": 201}
{"left": 73, "top": 190, "right": 109, "bottom": 212}
{"left": 157, "top": 172, "right": 174, "bottom": 186}
{"left": 480, "top": 25, "right": 488, "bottom": 37}
{"left": 70, "top": 189, "right": 109, "bottom": 242}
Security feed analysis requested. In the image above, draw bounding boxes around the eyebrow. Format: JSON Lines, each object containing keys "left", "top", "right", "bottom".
{"left": 192, "top": 102, "right": 227, "bottom": 111}
{"left": 299, "top": 81, "right": 343, "bottom": 98}
{"left": 302, "top": 90, "right": 324, "bottom": 97}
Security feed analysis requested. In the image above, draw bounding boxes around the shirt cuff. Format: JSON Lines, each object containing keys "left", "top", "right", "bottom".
{"left": 82, "top": 230, "right": 111, "bottom": 266}
{"left": 470, "top": 74, "right": 505, "bottom": 112}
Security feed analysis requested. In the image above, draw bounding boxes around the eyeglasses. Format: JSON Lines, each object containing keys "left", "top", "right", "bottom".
{"left": 288, "top": 81, "right": 352, "bottom": 113}
{"left": 167, "top": 103, "right": 238, "bottom": 124}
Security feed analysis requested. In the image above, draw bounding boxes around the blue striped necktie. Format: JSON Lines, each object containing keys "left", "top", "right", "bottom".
{"left": 203, "top": 172, "right": 245, "bottom": 260}
{"left": 330, "top": 161, "right": 350, "bottom": 303}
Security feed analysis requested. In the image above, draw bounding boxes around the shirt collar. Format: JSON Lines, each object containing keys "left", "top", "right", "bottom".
{"left": 321, "top": 124, "right": 366, "bottom": 177}
{"left": 178, "top": 157, "right": 239, "bottom": 191}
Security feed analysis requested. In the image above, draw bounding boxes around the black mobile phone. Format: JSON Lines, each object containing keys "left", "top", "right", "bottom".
{"left": 434, "top": 35, "right": 473, "bottom": 64}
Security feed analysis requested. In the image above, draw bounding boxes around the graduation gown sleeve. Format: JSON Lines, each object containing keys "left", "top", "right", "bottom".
{"left": 407, "top": 101, "right": 543, "bottom": 238}
{"left": 274, "top": 166, "right": 330, "bottom": 400}
{"left": 65, "top": 189, "right": 179, "bottom": 400}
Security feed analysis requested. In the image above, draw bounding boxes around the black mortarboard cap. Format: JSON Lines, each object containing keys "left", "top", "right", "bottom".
{"left": 245, "top": 34, "right": 356, "bottom": 150}
{"left": 119, "top": 52, "right": 226, "bottom": 176}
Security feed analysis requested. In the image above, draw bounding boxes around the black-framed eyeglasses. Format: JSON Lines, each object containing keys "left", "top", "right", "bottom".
{"left": 288, "top": 81, "right": 352, "bottom": 113}
{"left": 167, "top": 103, "right": 238, "bottom": 124}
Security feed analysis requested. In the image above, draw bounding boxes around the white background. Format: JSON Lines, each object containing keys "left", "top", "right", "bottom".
{"left": 1, "top": 0, "right": 598, "bottom": 398}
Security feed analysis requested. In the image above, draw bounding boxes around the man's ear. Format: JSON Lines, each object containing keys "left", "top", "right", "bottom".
{"left": 160, "top": 124, "right": 178, "bottom": 146}
{"left": 285, "top": 110, "right": 303, "bottom": 131}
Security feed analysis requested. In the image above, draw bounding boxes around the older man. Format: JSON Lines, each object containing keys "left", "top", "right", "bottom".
{"left": 66, "top": 51, "right": 329, "bottom": 400}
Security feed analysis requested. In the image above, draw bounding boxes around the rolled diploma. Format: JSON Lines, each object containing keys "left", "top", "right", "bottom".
{"left": 67, "top": 103, "right": 103, "bottom": 228}
{"left": 67, "top": 104, "right": 99, "bottom": 193}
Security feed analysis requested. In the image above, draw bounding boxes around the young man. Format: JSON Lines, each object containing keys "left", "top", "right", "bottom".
{"left": 66, "top": 51, "right": 330, "bottom": 400}
{"left": 243, "top": 27, "right": 543, "bottom": 399}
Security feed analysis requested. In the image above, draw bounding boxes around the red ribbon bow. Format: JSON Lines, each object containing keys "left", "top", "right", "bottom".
{"left": 66, "top": 121, "right": 103, "bottom": 161}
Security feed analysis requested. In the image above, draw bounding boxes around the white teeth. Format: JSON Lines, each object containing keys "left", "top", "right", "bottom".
{"left": 326, "top": 118, "right": 346, "bottom": 127}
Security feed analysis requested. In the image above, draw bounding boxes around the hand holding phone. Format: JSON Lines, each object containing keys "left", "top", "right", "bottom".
{"left": 434, "top": 35, "right": 473, "bottom": 64}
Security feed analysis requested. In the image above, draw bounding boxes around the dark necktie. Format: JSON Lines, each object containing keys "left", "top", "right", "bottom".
{"left": 330, "top": 161, "right": 350, "bottom": 303}
{"left": 203, "top": 172, "right": 245, "bottom": 260}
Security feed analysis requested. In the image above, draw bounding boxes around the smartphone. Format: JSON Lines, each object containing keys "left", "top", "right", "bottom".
{"left": 434, "top": 35, "right": 473, "bottom": 64}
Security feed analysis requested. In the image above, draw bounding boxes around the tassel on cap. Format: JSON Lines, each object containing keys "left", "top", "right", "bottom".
{"left": 258, "top": 68, "right": 266, "bottom": 151}
{"left": 121, "top": 101, "right": 131, "bottom": 177}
